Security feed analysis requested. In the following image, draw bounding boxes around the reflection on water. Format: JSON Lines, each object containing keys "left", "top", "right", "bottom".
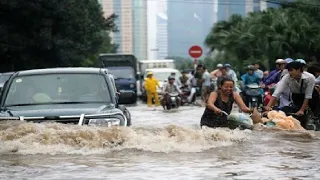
{"left": 0, "top": 105, "right": 320, "bottom": 179}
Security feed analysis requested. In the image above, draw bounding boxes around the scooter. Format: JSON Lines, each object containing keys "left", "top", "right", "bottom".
{"left": 210, "top": 79, "right": 217, "bottom": 92}
{"left": 263, "top": 84, "right": 275, "bottom": 106}
{"left": 165, "top": 92, "right": 180, "bottom": 110}
{"left": 180, "top": 86, "right": 196, "bottom": 105}
{"left": 245, "top": 84, "right": 262, "bottom": 109}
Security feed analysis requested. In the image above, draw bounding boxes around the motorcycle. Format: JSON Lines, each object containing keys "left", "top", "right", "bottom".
{"left": 210, "top": 79, "right": 217, "bottom": 92}
{"left": 263, "top": 84, "right": 275, "bottom": 106}
{"left": 165, "top": 92, "right": 180, "bottom": 110}
{"left": 180, "top": 86, "right": 196, "bottom": 105}
{"left": 245, "top": 84, "right": 262, "bottom": 108}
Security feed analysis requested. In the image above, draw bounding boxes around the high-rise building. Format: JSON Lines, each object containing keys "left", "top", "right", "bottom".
{"left": 217, "top": 0, "right": 246, "bottom": 21}
{"left": 99, "top": 0, "right": 148, "bottom": 60}
{"left": 156, "top": 0, "right": 168, "bottom": 59}
{"left": 156, "top": 14, "right": 168, "bottom": 59}
{"left": 246, "top": 0, "right": 269, "bottom": 12}
{"left": 147, "top": 0, "right": 157, "bottom": 60}
{"left": 217, "top": 0, "right": 293, "bottom": 21}
{"left": 167, "top": 0, "right": 214, "bottom": 57}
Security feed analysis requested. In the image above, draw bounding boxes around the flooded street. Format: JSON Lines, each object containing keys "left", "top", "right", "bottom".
{"left": 0, "top": 102, "right": 320, "bottom": 180}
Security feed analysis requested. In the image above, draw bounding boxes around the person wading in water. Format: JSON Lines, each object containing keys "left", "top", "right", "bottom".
{"left": 200, "top": 78, "right": 253, "bottom": 129}
{"left": 265, "top": 61, "right": 316, "bottom": 128}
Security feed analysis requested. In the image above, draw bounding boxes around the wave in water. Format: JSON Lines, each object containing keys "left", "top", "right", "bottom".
{"left": 0, "top": 121, "right": 251, "bottom": 155}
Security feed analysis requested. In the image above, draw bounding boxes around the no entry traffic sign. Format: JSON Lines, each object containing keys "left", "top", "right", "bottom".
{"left": 188, "top": 45, "right": 203, "bottom": 59}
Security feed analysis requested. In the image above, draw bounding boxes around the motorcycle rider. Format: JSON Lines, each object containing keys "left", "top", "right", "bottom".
{"left": 241, "top": 65, "right": 263, "bottom": 106}
{"left": 276, "top": 58, "right": 294, "bottom": 109}
{"left": 210, "top": 64, "right": 223, "bottom": 90}
{"left": 280, "top": 58, "right": 294, "bottom": 78}
{"left": 264, "top": 59, "right": 287, "bottom": 85}
{"left": 224, "top": 64, "right": 238, "bottom": 83}
{"left": 168, "top": 72, "right": 181, "bottom": 87}
{"left": 254, "top": 62, "right": 264, "bottom": 79}
{"left": 179, "top": 70, "right": 189, "bottom": 87}
{"left": 265, "top": 61, "right": 316, "bottom": 129}
{"left": 211, "top": 64, "right": 223, "bottom": 80}
{"left": 161, "top": 76, "right": 182, "bottom": 109}
{"left": 217, "top": 65, "right": 232, "bottom": 89}
{"left": 200, "top": 66, "right": 211, "bottom": 103}
{"left": 190, "top": 65, "right": 202, "bottom": 93}
{"left": 296, "top": 59, "right": 308, "bottom": 71}
{"left": 144, "top": 71, "right": 161, "bottom": 107}
{"left": 263, "top": 59, "right": 284, "bottom": 83}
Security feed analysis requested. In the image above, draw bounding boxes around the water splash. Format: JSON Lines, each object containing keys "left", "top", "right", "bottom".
{"left": 0, "top": 122, "right": 251, "bottom": 155}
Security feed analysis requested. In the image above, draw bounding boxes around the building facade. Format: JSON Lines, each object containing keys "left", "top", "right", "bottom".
{"left": 167, "top": 0, "right": 214, "bottom": 58}
{"left": 217, "top": 0, "right": 293, "bottom": 21}
{"left": 99, "top": 0, "right": 148, "bottom": 60}
{"left": 156, "top": 14, "right": 168, "bottom": 59}
{"left": 156, "top": 0, "right": 168, "bottom": 59}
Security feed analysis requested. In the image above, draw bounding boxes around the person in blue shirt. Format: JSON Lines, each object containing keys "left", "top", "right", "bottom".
{"left": 264, "top": 59, "right": 288, "bottom": 86}
{"left": 241, "top": 65, "right": 263, "bottom": 106}
{"left": 241, "top": 65, "right": 261, "bottom": 86}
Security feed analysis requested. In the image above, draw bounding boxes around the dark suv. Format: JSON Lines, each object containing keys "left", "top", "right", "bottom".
{"left": 0, "top": 67, "right": 131, "bottom": 126}
{"left": 0, "top": 72, "right": 14, "bottom": 91}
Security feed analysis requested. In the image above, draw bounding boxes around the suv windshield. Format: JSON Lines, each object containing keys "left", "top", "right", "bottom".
{"left": 108, "top": 66, "right": 134, "bottom": 79}
{"left": 0, "top": 74, "right": 13, "bottom": 84}
{"left": 4, "top": 73, "right": 111, "bottom": 106}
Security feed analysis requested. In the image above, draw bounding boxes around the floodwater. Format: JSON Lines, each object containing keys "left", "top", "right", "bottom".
{"left": 0, "top": 102, "right": 319, "bottom": 180}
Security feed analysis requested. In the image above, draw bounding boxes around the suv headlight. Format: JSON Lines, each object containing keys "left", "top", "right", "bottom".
{"left": 130, "top": 84, "right": 135, "bottom": 88}
{"left": 88, "top": 118, "right": 120, "bottom": 127}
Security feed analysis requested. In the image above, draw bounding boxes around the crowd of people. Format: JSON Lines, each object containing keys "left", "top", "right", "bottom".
{"left": 143, "top": 58, "right": 320, "bottom": 130}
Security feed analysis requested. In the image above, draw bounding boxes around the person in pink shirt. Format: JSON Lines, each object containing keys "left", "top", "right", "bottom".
{"left": 210, "top": 64, "right": 223, "bottom": 80}
{"left": 210, "top": 64, "right": 223, "bottom": 91}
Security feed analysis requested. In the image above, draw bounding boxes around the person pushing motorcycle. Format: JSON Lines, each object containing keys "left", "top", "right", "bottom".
{"left": 265, "top": 61, "right": 316, "bottom": 129}
{"left": 161, "top": 76, "right": 182, "bottom": 109}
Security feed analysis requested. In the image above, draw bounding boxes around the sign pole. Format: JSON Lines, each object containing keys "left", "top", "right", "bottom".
{"left": 189, "top": 45, "right": 203, "bottom": 71}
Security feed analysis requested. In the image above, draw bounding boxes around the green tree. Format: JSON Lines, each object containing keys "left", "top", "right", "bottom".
{"left": 0, "top": 0, "right": 117, "bottom": 72}
{"left": 205, "top": 0, "right": 320, "bottom": 72}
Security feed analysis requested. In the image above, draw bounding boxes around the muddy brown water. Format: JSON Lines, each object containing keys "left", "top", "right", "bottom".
{"left": 0, "top": 103, "right": 319, "bottom": 179}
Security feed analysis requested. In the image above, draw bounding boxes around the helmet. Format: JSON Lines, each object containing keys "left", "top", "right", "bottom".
{"left": 217, "top": 64, "right": 223, "bottom": 68}
{"left": 247, "top": 65, "right": 254, "bottom": 70}
{"left": 147, "top": 71, "right": 153, "bottom": 75}
{"left": 284, "top": 58, "right": 293, "bottom": 64}
{"left": 168, "top": 76, "right": 175, "bottom": 81}
{"left": 296, "top": 59, "right": 306, "bottom": 65}
{"left": 224, "top": 63, "right": 231, "bottom": 67}
{"left": 275, "top": 59, "right": 285, "bottom": 64}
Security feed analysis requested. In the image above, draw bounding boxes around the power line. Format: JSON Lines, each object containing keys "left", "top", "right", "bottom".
{"left": 106, "top": 0, "right": 320, "bottom": 7}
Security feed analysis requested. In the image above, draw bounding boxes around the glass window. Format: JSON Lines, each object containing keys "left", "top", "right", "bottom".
{"left": 107, "top": 67, "right": 135, "bottom": 79}
{"left": 0, "top": 74, "right": 12, "bottom": 84}
{"left": 5, "top": 74, "right": 111, "bottom": 106}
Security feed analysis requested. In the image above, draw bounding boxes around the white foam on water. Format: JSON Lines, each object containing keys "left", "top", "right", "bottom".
{"left": 0, "top": 121, "right": 252, "bottom": 155}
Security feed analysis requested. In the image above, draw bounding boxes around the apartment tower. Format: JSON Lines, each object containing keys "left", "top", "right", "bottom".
{"left": 99, "top": 0, "right": 148, "bottom": 60}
